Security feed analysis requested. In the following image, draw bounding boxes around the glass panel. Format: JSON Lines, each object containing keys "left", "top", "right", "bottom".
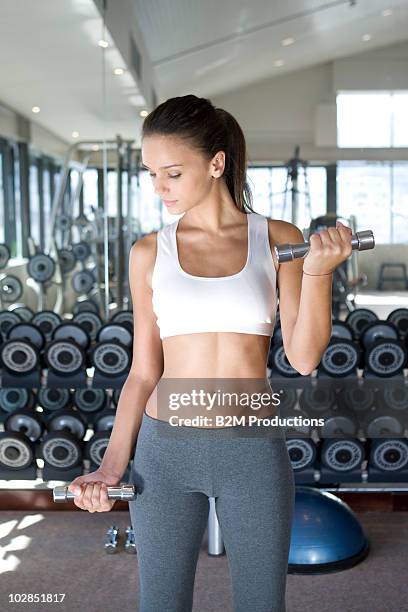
{"left": 337, "top": 92, "right": 392, "bottom": 148}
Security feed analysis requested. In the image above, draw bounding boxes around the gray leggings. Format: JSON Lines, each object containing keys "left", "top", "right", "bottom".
{"left": 128, "top": 410, "right": 295, "bottom": 612}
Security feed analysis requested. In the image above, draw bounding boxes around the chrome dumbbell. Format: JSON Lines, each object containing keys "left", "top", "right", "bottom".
{"left": 52, "top": 484, "right": 137, "bottom": 503}
{"left": 274, "top": 229, "right": 375, "bottom": 263}
{"left": 105, "top": 525, "right": 119, "bottom": 554}
{"left": 124, "top": 525, "right": 137, "bottom": 554}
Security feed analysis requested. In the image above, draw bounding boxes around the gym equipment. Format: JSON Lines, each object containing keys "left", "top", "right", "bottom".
{"left": 96, "top": 323, "right": 133, "bottom": 347}
{"left": 72, "top": 241, "right": 91, "bottom": 262}
{"left": 330, "top": 320, "right": 354, "bottom": 341}
{"left": 208, "top": 496, "right": 224, "bottom": 556}
{"left": 378, "top": 380, "right": 408, "bottom": 411}
{"left": 367, "top": 439, "right": 408, "bottom": 482}
{"left": 52, "top": 322, "right": 91, "bottom": 350}
{"left": 111, "top": 311, "right": 134, "bottom": 332}
{"left": 6, "top": 322, "right": 46, "bottom": 351}
{"left": 27, "top": 253, "right": 55, "bottom": 283}
{"left": 364, "top": 339, "right": 407, "bottom": 377}
{"left": 288, "top": 487, "right": 369, "bottom": 574}
{"left": 0, "top": 243, "right": 10, "bottom": 269}
{"left": 0, "top": 388, "right": 35, "bottom": 415}
{"left": 53, "top": 483, "right": 137, "bottom": 502}
{"left": 274, "top": 229, "right": 374, "bottom": 263}
{"left": 74, "top": 388, "right": 107, "bottom": 414}
{"left": 125, "top": 526, "right": 137, "bottom": 554}
{"left": 317, "top": 409, "right": 358, "bottom": 438}
{"left": 299, "top": 385, "right": 336, "bottom": 414}
{"left": 0, "top": 431, "right": 37, "bottom": 478}
{"left": 93, "top": 408, "right": 115, "bottom": 432}
{"left": 338, "top": 383, "right": 375, "bottom": 413}
{"left": 319, "top": 339, "right": 360, "bottom": 377}
{"left": 0, "top": 339, "right": 41, "bottom": 375}
{"left": 73, "top": 299, "right": 100, "bottom": 315}
{"left": 72, "top": 270, "right": 95, "bottom": 295}
{"left": 44, "top": 339, "right": 86, "bottom": 377}
{"left": 85, "top": 430, "right": 111, "bottom": 467}
{"left": 57, "top": 248, "right": 77, "bottom": 274}
{"left": 90, "top": 341, "right": 132, "bottom": 387}
{"left": 38, "top": 387, "right": 72, "bottom": 413}
{"left": 345, "top": 308, "right": 378, "bottom": 338}
{"left": 73, "top": 311, "right": 103, "bottom": 341}
{"left": 0, "top": 311, "right": 21, "bottom": 340}
{"left": 360, "top": 321, "right": 399, "bottom": 350}
{"left": 0, "top": 275, "right": 23, "bottom": 303}
{"left": 387, "top": 308, "right": 408, "bottom": 338}
{"left": 318, "top": 439, "right": 366, "bottom": 484}
{"left": 39, "top": 408, "right": 87, "bottom": 477}
{"left": 4, "top": 409, "right": 45, "bottom": 443}
{"left": 9, "top": 305, "right": 34, "bottom": 322}
{"left": 363, "top": 408, "right": 404, "bottom": 438}
{"left": 104, "top": 526, "right": 119, "bottom": 554}
{"left": 286, "top": 439, "right": 317, "bottom": 479}
{"left": 112, "top": 388, "right": 121, "bottom": 407}
{"left": 32, "top": 310, "right": 62, "bottom": 341}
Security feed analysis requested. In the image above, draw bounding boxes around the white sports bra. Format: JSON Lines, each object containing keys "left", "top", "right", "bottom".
{"left": 151, "top": 212, "right": 278, "bottom": 340}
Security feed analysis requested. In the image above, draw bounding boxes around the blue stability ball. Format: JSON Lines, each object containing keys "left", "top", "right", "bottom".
{"left": 288, "top": 486, "right": 369, "bottom": 574}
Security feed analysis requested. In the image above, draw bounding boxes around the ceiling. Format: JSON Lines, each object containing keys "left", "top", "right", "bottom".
{"left": 0, "top": 0, "right": 407, "bottom": 145}
{"left": 133, "top": 0, "right": 408, "bottom": 98}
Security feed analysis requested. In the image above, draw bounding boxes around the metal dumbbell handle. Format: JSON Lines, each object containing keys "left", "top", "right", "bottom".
{"left": 53, "top": 484, "right": 137, "bottom": 503}
{"left": 274, "top": 229, "right": 375, "bottom": 263}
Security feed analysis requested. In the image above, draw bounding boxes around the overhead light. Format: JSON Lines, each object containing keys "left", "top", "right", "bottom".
{"left": 113, "top": 67, "right": 125, "bottom": 75}
{"left": 72, "top": 131, "right": 80, "bottom": 138}
{"left": 274, "top": 59, "right": 284, "bottom": 67}
{"left": 362, "top": 33, "right": 371, "bottom": 42}
{"left": 98, "top": 39, "right": 109, "bottom": 48}
{"left": 31, "top": 106, "right": 40, "bottom": 114}
{"left": 92, "top": 145, "right": 100, "bottom": 152}
{"left": 281, "top": 37, "right": 294, "bottom": 47}
{"left": 382, "top": 8, "right": 393, "bottom": 17}
{"left": 139, "top": 109, "right": 149, "bottom": 118}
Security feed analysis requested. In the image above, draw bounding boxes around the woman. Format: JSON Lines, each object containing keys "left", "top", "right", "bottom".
{"left": 68, "top": 95, "right": 352, "bottom": 612}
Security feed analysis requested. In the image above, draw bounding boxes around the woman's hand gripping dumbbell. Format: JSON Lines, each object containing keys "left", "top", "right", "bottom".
{"left": 56, "top": 469, "right": 126, "bottom": 512}
{"left": 274, "top": 222, "right": 374, "bottom": 273}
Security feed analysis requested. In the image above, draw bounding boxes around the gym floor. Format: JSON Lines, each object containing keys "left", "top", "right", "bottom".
{"left": 1, "top": 509, "right": 408, "bottom": 612}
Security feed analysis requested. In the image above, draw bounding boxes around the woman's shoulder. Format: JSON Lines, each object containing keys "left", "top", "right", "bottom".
{"left": 264, "top": 217, "right": 304, "bottom": 245}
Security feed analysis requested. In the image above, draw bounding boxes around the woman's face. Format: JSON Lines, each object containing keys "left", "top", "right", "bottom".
{"left": 142, "top": 134, "right": 222, "bottom": 215}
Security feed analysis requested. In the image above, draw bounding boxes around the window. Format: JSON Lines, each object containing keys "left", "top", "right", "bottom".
{"left": 337, "top": 91, "right": 408, "bottom": 148}
{"left": 247, "top": 166, "right": 327, "bottom": 232}
{"left": 337, "top": 161, "right": 408, "bottom": 244}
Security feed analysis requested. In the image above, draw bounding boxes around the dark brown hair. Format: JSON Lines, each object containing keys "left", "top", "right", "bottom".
{"left": 142, "top": 94, "right": 254, "bottom": 213}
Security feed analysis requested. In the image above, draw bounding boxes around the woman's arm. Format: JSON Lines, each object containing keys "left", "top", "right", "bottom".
{"left": 99, "top": 234, "right": 164, "bottom": 479}
{"left": 270, "top": 220, "right": 352, "bottom": 376}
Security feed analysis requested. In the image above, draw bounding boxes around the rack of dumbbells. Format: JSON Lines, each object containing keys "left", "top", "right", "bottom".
{"left": 268, "top": 306, "right": 408, "bottom": 491}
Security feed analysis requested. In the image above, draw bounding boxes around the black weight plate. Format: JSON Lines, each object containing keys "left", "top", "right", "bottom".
{"left": 0, "top": 388, "right": 32, "bottom": 413}
{"left": 273, "top": 387, "right": 298, "bottom": 413}
{"left": 268, "top": 344, "right": 300, "bottom": 377}
{"left": 0, "top": 275, "right": 23, "bottom": 302}
{"left": 71, "top": 270, "right": 94, "bottom": 294}
{"left": 32, "top": 310, "right": 62, "bottom": 341}
{"left": 0, "top": 243, "right": 10, "bottom": 269}
{"left": 387, "top": 308, "right": 408, "bottom": 337}
{"left": 320, "top": 339, "right": 360, "bottom": 377}
{"left": 5, "top": 409, "right": 45, "bottom": 442}
{"left": 38, "top": 387, "right": 71, "bottom": 412}
{"left": 72, "top": 241, "right": 91, "bottom": 261}
{"left": 7, "top": 322, "right": 46, "bottom": 350}
{"left": 73, "top": 299, "right": 100, "bottom": 315}
{"left": 56, "top": 213, "right": 71, "bottom": 232}
{"left": 58, "top": 248, "right": 77, "bottom": 274}
{"left": 27, "top": 253, "right": 55, "bottom": 283}
{"left": 94, "top": 408, "right": 116, "bottom": 432}
{"left": 74, "top": 388, "right": 106, "bottom": 413}
{"left": 44, "top": 340, "right": 85, "bottom": 375}
{"left": 111, "top": 311, "right": 134, "bottom": 332}
{"left": 0, "top": 431, "right": 34, "bottom": 469}
{"left": 0, "top": 340, "right": 39, "bottom": 374}
{"left": 48, "top": 408, "right": 87, "bottom": 440}
{"left": 96, "top": 323, "right": 133, "bottom": 347}
{"left": 52, "top": 322, "right": 90, "bottom": 349}
{"left": 319, "top": 411, "right": 358, "bottom": 437}
{"left": 339, "top": 384, "right": 375, "bottom": 412}
{"left": 360, "top": 320, "right": 399, "bottom": 350}
{"left": 85, "top": 431, "right": 109, "bottom": 466}
{"left": 9, "top": 306, "right": 34, "bottom": 322}
{"left": 299, "top": 386, "right": 336, "bottom": 413}
{"left": 370, "top": 439, "right": 408, "bottom": 471}
{"left": 364, "top": 411, "right": 403, "bottom": 437}
{"left": 90, "top": 341, "right": 131, "bottom": 377}
{"left": 73, "top": 312, "right": 103, "bottom": 341}
{"left": 286, "top": 439, "right": 316, "bottom": 471}
{"left": 0, "top": 311, "right": 21, "bottom": 340}
{"left": 345, "top": 308, "right": 378, "bottom": 337}
{"left": 381, "top": 382, "right": 408, "bottom": 411}
{"left": 331, "top": 320, "right": 354, "bottom": 341}
{"left": 39, "top": 431, "right": 82, "bottom": 469}
{"left": 365, "top": 339, "right": 407, "bottom": 377}
{"left": 271, "top": 324, "right": 283, "bottom": 346}
{"left": 321, "top": 439, "right": 365, "bottom": 472}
